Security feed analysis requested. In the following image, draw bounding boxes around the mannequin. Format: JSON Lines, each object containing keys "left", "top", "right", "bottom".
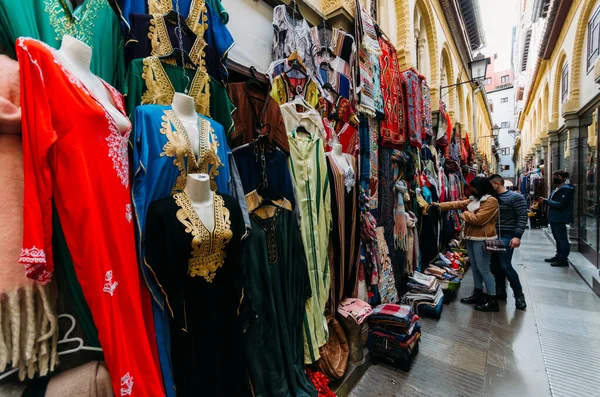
{"left": 172, "top": 92, "right": 200, "bottom": 159}
{"left": 56, "top": 35, "right": 130, "bottom": 133}
{"left": 330, "top": 142, "right": 353, "bottom": 175}
{"left": 184, "top": 173, "right": 214, "bottom": 231}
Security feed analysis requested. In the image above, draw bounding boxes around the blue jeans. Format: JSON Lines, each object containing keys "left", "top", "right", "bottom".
{"left": 550, "top": 222, "right": 570, "bottom": 261}
{"left": 466, "top": 240, "right": 496, "bottom": 295}
{"left": 490, "top": 235, "right": 523, "bottom": 295}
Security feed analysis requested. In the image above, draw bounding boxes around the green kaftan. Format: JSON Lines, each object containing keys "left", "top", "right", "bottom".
{"left": 0, "top": 0, "right": 124, "bottom": 88}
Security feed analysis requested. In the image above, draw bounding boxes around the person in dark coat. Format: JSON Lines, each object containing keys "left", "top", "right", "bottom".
{"left": 536, "top": 170, "right": 575, "bottom": 267}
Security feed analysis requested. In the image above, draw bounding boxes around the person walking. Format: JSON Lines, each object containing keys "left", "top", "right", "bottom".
{"left": 488, "top": 174, "right": 527, "bottom": 310}
{"left": 537, "top": 170, "right": 575, "bottom": 267}
{"left": 433, "top": 177, "right": 500, "bottom": 312}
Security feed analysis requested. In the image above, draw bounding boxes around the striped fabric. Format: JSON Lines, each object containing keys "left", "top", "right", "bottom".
{"left": 287, "top": 129, "right": 332, "bottom": 364}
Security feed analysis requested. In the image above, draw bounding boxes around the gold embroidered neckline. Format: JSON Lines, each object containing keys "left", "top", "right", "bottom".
{"left": 141, "top": 57, "right": 211, "bottom": 116}
{"left": 148, "top": 14, "right": 208, "bottom": 68}
{"left": 160, "top": 109, "right": 223, "bottom": 193}
{"left": 174, "top": 192, "right": 232, "bottom": 282}
{"left": 45, "top": 0, "right": 108, "bottom": 46}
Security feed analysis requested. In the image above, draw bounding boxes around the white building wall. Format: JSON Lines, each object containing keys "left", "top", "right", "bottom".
{"left": 489, "top": 87, "right": 517, "bottom": 178}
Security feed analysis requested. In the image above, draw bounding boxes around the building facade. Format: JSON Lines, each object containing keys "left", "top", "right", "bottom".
{"left": 484, "top": 55, "right": 518, "bottom": 179}
{"left": 514, "top": 0, "right": 600, "bottom": 269}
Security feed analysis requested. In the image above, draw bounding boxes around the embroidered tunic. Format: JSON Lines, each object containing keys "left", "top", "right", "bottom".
{"left": 17, "top": 38, "right": 164, "bottom": 397}
{"left": 285, "top": 117, "right": 331, "bottom": 363}
{"left": 126, "top": 57, "right": 235, "bottom": 136}
{"left": 0, "top": 0, "right": 124, "bottom": 88}
{"left": 145, "top": 193, "right": 246, "bottom": 397}
{"left": 243, "top": 204, "right": 317, "bottom": 397}
{"left": 271, "top": 5, "right": 317, "bottom": 76}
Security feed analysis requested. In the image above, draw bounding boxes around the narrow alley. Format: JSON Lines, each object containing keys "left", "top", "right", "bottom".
{"left": 350, "top": 229, "right": 600, "bottom": 397}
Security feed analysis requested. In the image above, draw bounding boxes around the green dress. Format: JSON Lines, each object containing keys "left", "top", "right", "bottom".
{"left": 0, "top": 0, "right": 125, "bottom": 88}
{"left": 126, "top": 57, "right": 235, "bottom": 138}
{"left": 244, "top": 206, "right": 317, "bottom": 397}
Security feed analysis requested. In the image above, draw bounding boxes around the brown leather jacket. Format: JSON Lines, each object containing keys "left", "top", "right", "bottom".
{"left": 439, "top": 196, "right": 499, "bottom": 240}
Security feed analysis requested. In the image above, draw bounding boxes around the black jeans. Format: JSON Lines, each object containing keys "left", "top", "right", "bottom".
{"left": 550, "top": 222, "right": 570, "bottom": 261}
{"left": 490, "top": 234, "right": 523, "bottom": 295}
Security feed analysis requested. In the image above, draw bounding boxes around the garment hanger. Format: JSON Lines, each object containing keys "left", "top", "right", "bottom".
{"left": 171, "top": 0, "right": 194, "bottom": 94}
{"left": 0, "top": 314, "right": 103, "bottom": 381}
{"left": 318, "top": 20, "right": 335, "bottom": 57}
{"left": 291, "top": 94, "right": 312, "bottom": 111}
{"left": 245, "top": 66, "right": 266, "bottom": 92}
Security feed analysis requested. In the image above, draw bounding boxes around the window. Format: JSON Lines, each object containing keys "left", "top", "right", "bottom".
{"left": 561, "top": 63, "right": 569, "bottom": 103}
{"left": 484, "top": 78, "right": 492, "bottom": 85}
{"left": 502, "top": 165, "right": 510, "bottom": 171}
{"left": 588, "top": 7, "right": 600, "bottom": 70}
{"left": 501, "top": 121, "right": 509, "bottom": 128}
{"left": 501, "top": 75, "right": 510, "bottom": 83}
{"left": 501, "top": 97, "right": 509, "bottom": 103}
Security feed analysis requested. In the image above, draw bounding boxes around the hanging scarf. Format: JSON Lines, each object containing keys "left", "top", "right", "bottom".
{"left": 393, "top": 180, "right": 408, "bottom": 250}
{"left": 405, "top": 212, "right": 416, "bottom": 274}
{"left": 358, "top": 188, "right": 380, "bottom": 286}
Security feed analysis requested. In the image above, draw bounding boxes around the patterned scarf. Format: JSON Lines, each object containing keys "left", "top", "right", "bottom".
{"left": 421, "top": 79, "right": 433, "bottom": 139}
{"left": 400, "top": 69, "right": 423, "bottom": 148}
{"left": 393, "top": 180, "right": 408, "bottom": 250}
{"left": 354, "top": 0, "right": 381, "bottom": 116}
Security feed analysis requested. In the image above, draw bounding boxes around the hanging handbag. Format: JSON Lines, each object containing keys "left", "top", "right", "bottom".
{"left": 482, "top": 208, "right": 506, "bottom": 253}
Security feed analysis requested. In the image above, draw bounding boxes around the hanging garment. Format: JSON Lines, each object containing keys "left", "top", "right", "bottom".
{"left": 232, "top": 144, "right": 297, "bottom": 208}
{"left": 377, "top": 36, "right": 404, "bottom": 148}
{"left": 270, "top": 73, "right": 323, "bottom": 110}
{"left": 271, "top": 5, "right": 317, "bottom": 76}
{"left": 0, "top": 55, "right": 58, "bottom": 381}
{"left": 400, "top": 69, "right": 423, "bottom": 148}
{"left": 368, "top": 118, "right": 380, "bottom": 208}
{"left": 243, "top": 204, "right": 317, "bottom": 397}
{"left": 126, "top": 56, "right": 235, "bottom": 136}
{"left": 310, "top": 27, "right": 355, "bottom": 100}
{"left": 17, "top": 38, "right": 163, "bottom": 396}
{"left": 375, "top": 227, "right": 399, "bottom": 304}
{"left": 131, "top": 104, "right": 247, "bottom": 396}
{"left": 327, "top": 153, "right": 360, "bottom": 311}
{"left": 0, "top": 0, "right": 124, "bottom": 89}
{"left": 115, "top": 0, "right": 229, "bottom": 35}
{"left": 353, "top": 0, "right": 381, "bottom": 116}
{"left": 421, "top": 79, "right": 433, "bottom": 139}
{"left": 280, "top": 102, "right": 326, "bottom": 140}
{"left": 124, "top": 2, "right": 233, "bottom": 81}
{"left": 145, "top": 192, "right": 246, "bottom": 397}
{"left": 287, "top": 126, "right": 331, "bottom": 364}
{"left": 358, "top": 116, "right": 371, "bottom": 190}
{"left": 371, "top": 52, "right": 385, "bottom": 117}
{"left": 322, "top": 96, "right": 360, "bottom": 154}
{"left": 228, "top": 82, "right": 289, "bottom": 153}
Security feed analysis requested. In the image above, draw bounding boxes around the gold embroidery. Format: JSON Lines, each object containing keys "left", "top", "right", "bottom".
{"left": 141, "top": 57, "right": 211, "bottom": 116}
{"left": 147, "top": 0, "right": 172, "bottom": 14}
{"left": 148, "top": 15, "right": 172, "bottom": 57}
{"left": 186, "top": 0, "right": 209, "bottom": 38}
{"left": 160, "top": 109, "right": 223, "bottom": 193}
{"left": 45, "top": 0, "right": 108, "bottom": 46}
{"left": 174, "top": 192, "right": 232, "bottom": 283}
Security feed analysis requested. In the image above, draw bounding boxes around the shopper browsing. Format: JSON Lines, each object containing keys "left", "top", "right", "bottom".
{"left": 488, "top": 174, "right": 527, "bottom": 310}
{"left": 536, "top": 170, "right": 575, "bottom": 267}
{"left": 432, "top": 177, "right": 500, "bottom": 312}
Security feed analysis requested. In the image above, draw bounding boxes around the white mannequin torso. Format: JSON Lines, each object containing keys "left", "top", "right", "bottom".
{"left": 56, "top": 35, "right": 130, "bottom": 133}
{"left": 172, "top": 92, "right": 200, "bottom": 159}
{"left": 184, "top": 173, "right": 214, "bottom": 231}
{"left": 330, "top": 143, "right": 352, "bottom": 174}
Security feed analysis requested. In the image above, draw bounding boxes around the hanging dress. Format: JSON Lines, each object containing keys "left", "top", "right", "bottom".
{"left": 326, "top": 153, "right": 359, "bottom": 311}
{"left": 17, "top": 37, "right": 164, "bottom": 397}
{"left": 271, "top": 5, "right": 317, "bottom": 76}
{"left": 284, "top": 106, "right": 332, "bottom": 363}
{"left": 144, "top": 192, "right": 246, "bottom": 397}
{"left": 243, "top": 200, "right": 317, "bottom": 397}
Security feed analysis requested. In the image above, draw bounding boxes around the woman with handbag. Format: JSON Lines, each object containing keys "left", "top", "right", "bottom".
{"left": 432, "top": 177, "right": 500, "bottom": 312}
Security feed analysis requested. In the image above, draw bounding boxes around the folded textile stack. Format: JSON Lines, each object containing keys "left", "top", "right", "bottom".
{"left": 424, "top": 264, "right": 463, "bottom": 291}
{"left": 403, "top": 272, "right": 444, "bottom": 319}
{"left": 367, "top": 304, "right": 421, "bottom": 370}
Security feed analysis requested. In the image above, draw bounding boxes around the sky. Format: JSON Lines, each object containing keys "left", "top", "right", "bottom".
{"left": 479, "top": 0, "right": 519, "bottom": 71}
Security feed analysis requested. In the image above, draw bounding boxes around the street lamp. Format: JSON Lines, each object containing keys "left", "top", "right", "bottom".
{"left": 440, "top": 54, "right": 491, "bottom": 95}
{"left": 492, "top": 125, "right": 500, "bottom": 137}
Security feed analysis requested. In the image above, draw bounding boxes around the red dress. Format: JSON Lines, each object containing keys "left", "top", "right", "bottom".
{"left": 17, "top": 38, "right": 164, "bottom": 397}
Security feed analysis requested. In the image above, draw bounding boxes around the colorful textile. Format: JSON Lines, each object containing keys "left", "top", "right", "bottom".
{"left": 421, "top": 79, "right": 433, "bottom": 139}
{"left": 378, "top": 36, "right": 404, "bottom": 147}
{"left": 371, "top": 52, "right": 384, "bottom": 117}
{"left": 357, "top": 49, "right": 376, "bottom": 115}
{"left": 375, "top": 227, "right": 399, "bottom": 304}
{"left": 368, "top": 118, "right": 379, "bottom": 206}
{"left": 271, "top": 5, "right": 317, "bottom": 76}
{"left": 359, "top": 115, "right": 371, "bottom": 190}
{"left": 337, "top": 298, "right": 373, "bottom": 325}
{"left": 270, "top": 74, "right": 323, "bottom": 110}
{"left": 322, "top": 97, "right": 360, "bottom": 154}
{"left": 17, "top": 38, "right": 164, "bottom": 396}
{"left": 354, "top": 0, "right": 381, "bottom": 115}
{"left": 393, "top": 179, "right": 408, "bottom": 250}
{"left": 400, "top": 69, "right": 423, "bottom": 148}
